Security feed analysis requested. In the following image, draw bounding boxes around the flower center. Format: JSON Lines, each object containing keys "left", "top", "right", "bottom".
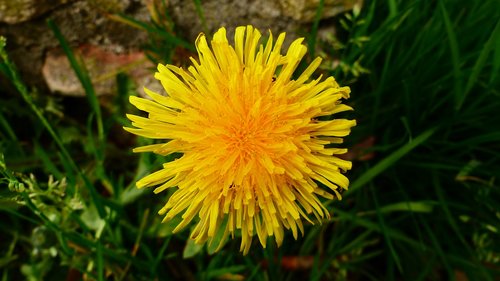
{"left": 228, "top": 118, "right": 261, "bottom": 154}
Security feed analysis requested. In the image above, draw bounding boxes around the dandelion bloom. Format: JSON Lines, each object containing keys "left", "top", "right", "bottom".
{"left": 124, "top": 25, "right": 356, "bottom": 254}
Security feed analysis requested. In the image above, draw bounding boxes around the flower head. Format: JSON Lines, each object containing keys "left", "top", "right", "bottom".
{"left": 125, "top": 25, "right": 356, "bottom": 254}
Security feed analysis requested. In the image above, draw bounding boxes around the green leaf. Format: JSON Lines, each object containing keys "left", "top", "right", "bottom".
{"left": 377, "top": 201, "right": 434, "bottom": 214}
{"left": 183, "top": 239, "right": 204, "bottom": 259}
{"left": 205, "top": 265, "right": 246, "bottom": 280}
{"left": 80, "top": 205, "right": 106, "bottom": 238}
{"left": 153, "top": 215, "right": 183, "bottom": 238}
{"left": 207, "top": 216, "right": 229, "bottom": 254}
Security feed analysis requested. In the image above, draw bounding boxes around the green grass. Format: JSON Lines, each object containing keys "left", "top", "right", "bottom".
{"left": 1, "top": 0, "right": 500, "bottom": 280}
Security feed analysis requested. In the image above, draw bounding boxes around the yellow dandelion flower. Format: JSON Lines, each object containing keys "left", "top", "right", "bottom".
{"left": 124, "top": 25, "right": 356, "bottom": 254}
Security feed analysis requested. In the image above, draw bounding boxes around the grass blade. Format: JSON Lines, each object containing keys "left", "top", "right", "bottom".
{"left": 439, "top": 0, "right": 463, "bottom": 111}
{"left": 491, "top": 19, "right": 500, "bottom": 84}
{"left": 387, "top": 0, "right": 398, "bottom": 19}
{"left": 109, "top": 14, "right": 195, "bottom": 51}
{"left": 34, "top": 142, "right": 63, "bottom": 179}
{"left": 360, "top": 201, "right": 435, "bottom": 215}
{"left": 371, "top": 185, "right": 403, "bottom": 272}
{"left": 96, "top": 242, "right": 104, "bottom": 281}
{"left": 421, "top": 221, "right": 454, "bottom": 279}
{"left": 0, "top": 37, "right": 78, "bottom": 194}
{"left": 192, "top": 0, "right": 208, "bottom": 37}
{"left": 333, "top": 207, "right": 424, "bottom": 249}
{"left": 308, "top": 0, "right": 325, "bottom": 58}
{"left": 463, "top": 19, "right": 500, "bottom": 106}
{"left": 47, "top": 20, "right": 105, "bottom": 153}
{"left": 347, "top": 127, "right": 437, "bottom": 195}
{"left": 0, "top": 111, "right": 17, "bottom": 142}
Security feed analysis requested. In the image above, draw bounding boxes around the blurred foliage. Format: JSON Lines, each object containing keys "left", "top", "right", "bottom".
{"left": 1, "top": 0, "right": 499, "bottom": 280}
